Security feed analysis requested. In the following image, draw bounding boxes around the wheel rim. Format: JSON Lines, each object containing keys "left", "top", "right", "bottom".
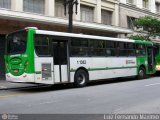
{"left": 77, "top": 74, "right": 86, "bottom": 85}
{"left": 139, "top": 69, "right": 144, "bottom": 78}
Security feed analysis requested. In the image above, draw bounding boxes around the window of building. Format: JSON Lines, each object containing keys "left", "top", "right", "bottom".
{"left": 0, "top": 0, "right": 11, "bottom": 9}
{"left": 23, "top": 0, "right": 45, "bottom": 14}
{"left": 126, "top": 0, "right": 134, "bottom": 4}
{"left": 81, "top": 5, "right": 94, "bottom": 22}
{"left": 101, "top": 10, "right": 112, "bottom": 25}
{"left": 55, "top": 0, "right": 68, "bottom": 18}
{"left": 127, "top": 16, "right": 136, "bottom": 30}
{"left": 156, "top": 2, "right": 160, "bottom": 13}
{"left": 143, "top": 0, "right": 149, "bottom": 9}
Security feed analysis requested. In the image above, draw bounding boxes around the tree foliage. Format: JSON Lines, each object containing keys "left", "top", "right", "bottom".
{"left": 129, "top": 34, "right": 149, "bottom": 41}
{"left": 130, "top": 16, "right": 160, "bottom": 41}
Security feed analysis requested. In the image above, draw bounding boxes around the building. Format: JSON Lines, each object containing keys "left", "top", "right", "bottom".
{"left": 119, "top": 0, "right": 160, "bottom": 37}
{"left": 0, "top": 0, "right": 132, "bottom": 79}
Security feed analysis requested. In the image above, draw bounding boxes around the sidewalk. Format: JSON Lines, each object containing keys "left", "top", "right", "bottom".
{"left": 0, "top": 80, "right": 37, "bottom": 90}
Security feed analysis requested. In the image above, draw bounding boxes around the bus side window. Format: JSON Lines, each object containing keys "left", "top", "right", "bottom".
{"left": 136, "top": 44, "right": 146, "bottom": 56}
{"left": 117, "top": 42, "right": 127, "bottom": 56}
{"left": 127, "top": 43, "right": 136, "bottom": 56}
{"left": 88, "top": 40, "right": 105, "bottom": 56}
{"left": 154, "top": 45, "right": 159, "bottom": 56}
{"left": 106, "top": 41, "right": 116, "bottom": 56}
{"left": 70, "top": 38, "right": 88, "bottom": 57}
{"left": 35, "top": 35, "right": 51, "bottom": 56}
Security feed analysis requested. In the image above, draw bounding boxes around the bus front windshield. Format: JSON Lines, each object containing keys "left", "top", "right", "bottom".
{"left": 6, "top": 30, "right": 27, "bottom": 55}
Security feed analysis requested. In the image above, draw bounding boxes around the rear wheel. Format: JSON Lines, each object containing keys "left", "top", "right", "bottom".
{"left": 138, "top": 67, "right": 146, "bottom": 79}
{"left": 74, "top": 69, "right": 88, "bottom": 88}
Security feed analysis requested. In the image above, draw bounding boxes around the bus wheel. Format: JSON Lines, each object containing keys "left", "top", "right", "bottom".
{"left": 138, "top": 67, "right": 146, "bottom": 79}
{"left": 74, "top": 69, "right": 88, "bottom": 88}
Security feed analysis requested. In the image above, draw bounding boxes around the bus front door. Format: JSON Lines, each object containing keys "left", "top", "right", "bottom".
{"left": 147, "top": 46, "right": 155, "bottom": 73}
{"left": 53, "top": 41, "right": 68, "bottom": 83}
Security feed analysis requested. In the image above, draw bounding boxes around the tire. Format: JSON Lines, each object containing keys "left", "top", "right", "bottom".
{"left": 138, "top": 67, "right": 146, "bottom": 79}
{"left": 74, "top": 69, "right": 88, "bottom": 88}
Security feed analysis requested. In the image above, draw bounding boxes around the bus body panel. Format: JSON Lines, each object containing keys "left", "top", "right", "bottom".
{"left": 34, "top": 57, "right": 54, "bottom": 84}
{"left": 137, "top": 56, "right": 147, "bottom": 73}
{"left": 61, "top": 65, "right": 68, "bottom": 82}
{"left": 34, "top": 57, "right": 68, "bottom": 84}
{"left": 70, "top": 57, "right": 137, "bottom": 81}
{"left": 53, "top": 65, "right": 68, "bottom": 83}
{"left": 6, "top": 73, "right": 34, "bottom": 83}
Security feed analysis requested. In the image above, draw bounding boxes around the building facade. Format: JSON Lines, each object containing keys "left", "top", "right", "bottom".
{"left": 119, "top": 0, "right": 160, "bottom": 37}
{"left": 0, "top": 0, "right": 133, "bottom": 35}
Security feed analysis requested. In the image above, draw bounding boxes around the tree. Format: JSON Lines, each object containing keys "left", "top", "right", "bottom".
{"left": 129, "top": 16, "right": 160, "bottom": 41}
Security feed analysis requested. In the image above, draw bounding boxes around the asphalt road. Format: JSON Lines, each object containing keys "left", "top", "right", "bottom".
{"left": 0, "top": 77, "right": 160, "bottom": 115}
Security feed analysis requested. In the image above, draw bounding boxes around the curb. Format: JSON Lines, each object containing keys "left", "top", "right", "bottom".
{"left": 0, "top": 86, "right": 36, "bottom": 90}
{"left": 0, "top": 85, "right": 50, "bottom": 90}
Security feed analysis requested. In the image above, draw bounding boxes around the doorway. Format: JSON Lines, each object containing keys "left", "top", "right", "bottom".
{"left": 52, "top": 40, "right": 68, "bottom": 83}
{"left": 147, "top": 46, "right": 155, "bottom": 72}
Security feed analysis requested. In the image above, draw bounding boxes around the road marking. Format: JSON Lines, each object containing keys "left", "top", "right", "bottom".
{"left": 145, "top": 82, "right": 160, "bottom": 87}
{"left": 0, "top": 86, "right": 7, "bottom": 89}
{"left": 0, "top": 93, "right": 29, "bottom": 99}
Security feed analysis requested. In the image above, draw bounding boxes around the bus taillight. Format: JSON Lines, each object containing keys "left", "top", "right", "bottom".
{"left": 23, "top": 74, "right": 27, "bottom": 78}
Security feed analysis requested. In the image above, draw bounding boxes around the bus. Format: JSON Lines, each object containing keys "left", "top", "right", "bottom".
{"left": 4, "top": 27, "right": 156, "bottom": 87}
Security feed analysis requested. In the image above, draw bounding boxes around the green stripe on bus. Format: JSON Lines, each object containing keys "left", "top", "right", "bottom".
{"left": 70, "top": 66, "right": 137, "bottom": 72}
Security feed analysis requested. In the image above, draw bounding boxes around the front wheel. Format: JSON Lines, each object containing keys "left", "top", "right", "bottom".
{"left": 74, "top": 69, "right": 88, "bottom": 88}
{"left": 138, "top": 67, "right": 146, "bottom": 79}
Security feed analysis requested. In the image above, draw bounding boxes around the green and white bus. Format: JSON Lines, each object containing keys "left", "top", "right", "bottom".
{"left": 5, "top": 27, "right": 156, "bottom": 87}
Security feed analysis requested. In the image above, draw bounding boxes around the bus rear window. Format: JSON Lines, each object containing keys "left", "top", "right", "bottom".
{"left": 6, "top": 30, "right": 27, "bottom": 55}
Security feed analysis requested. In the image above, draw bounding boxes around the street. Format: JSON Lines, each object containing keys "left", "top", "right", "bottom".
{"left": 0, "top": 77, "right": 160, "bottom": 114}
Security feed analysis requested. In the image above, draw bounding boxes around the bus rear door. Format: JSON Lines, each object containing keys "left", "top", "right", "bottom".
{"left": 52, "top": 40, "right": 69, "bottom": 83}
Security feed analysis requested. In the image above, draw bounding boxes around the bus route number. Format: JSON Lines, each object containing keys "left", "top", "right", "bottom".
{"left": 77, "top": 60, "right": 86, "bottom": 64}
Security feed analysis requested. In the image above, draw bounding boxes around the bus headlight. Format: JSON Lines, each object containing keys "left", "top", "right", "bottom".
{"left": 156, "top": 65, "right": 160, "bottom": 71}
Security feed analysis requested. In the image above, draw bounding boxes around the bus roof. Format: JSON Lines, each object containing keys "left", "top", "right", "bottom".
{"left": 29, "top": 28, "right": 152, "bottom": 45}
{"left": 36, "top": 30, "right": 135, "bottom": 43}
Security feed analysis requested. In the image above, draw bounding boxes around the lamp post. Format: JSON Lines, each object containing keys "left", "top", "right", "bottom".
{"left": 64, "top": 0, "right": 78, "bottom": 33}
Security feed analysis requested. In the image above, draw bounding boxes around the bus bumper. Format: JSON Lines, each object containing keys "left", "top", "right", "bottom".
{"left": 6, "top": 73, "right": 35, "bottom": 83}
